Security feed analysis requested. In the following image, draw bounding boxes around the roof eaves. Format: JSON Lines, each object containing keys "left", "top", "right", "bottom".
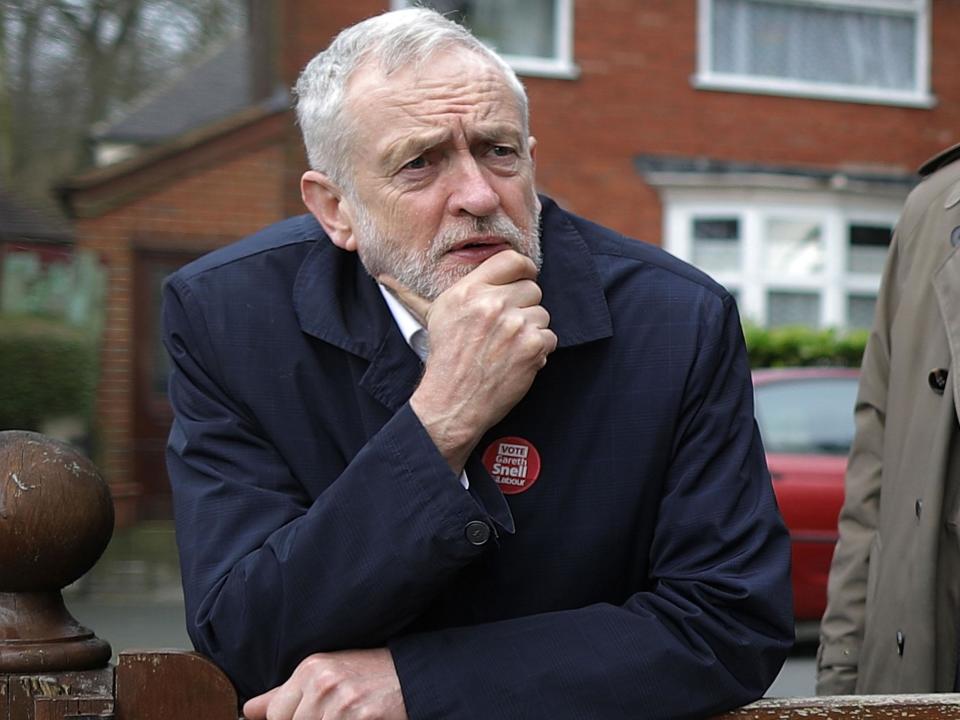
{"left": 635, "top": 154, "right": 917, "bottom": 198}
{"left": 60, "top": 92, "right": 290, "bottom": 193}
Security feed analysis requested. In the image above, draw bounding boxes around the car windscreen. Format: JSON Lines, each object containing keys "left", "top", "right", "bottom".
{"left": 754, "top": 377, "right": 859, "bottom": 455}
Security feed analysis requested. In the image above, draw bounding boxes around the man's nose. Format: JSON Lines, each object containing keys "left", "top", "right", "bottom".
{"left": 448, "top": 155, "right": 500, "bottom": 217}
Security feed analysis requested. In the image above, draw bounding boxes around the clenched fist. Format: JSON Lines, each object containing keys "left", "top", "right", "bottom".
{"left": 242, "top": 648, "right": 407, "bottom": 720}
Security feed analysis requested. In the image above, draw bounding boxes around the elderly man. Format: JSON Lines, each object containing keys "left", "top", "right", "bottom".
{"left": 163, "top": 8, "right": 793, "bottom": 720}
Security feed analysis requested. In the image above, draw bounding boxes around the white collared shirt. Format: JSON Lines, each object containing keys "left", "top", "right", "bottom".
{"left": 378, "top": 284, "right": 469, "bottom": 489}
{"left": 379, "top": 284, "right": 429, "bottom": 361}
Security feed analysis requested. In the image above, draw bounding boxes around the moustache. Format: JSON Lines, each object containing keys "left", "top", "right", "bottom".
{"left": 430, "top": 216, "right": 528, "bottom": 257}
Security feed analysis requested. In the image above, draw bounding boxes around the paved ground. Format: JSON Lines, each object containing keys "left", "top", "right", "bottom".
{"left": 63, "top": 520, "right": 191, "bottom": 658}
{"left": 768, "top": 641, "right": 817, "bottom": 697}
{"left": 61, "top": 520, "right": 818, "bottom": 697}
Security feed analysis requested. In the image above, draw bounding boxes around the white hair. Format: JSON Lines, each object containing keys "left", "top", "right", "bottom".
{"left": 293, "top": 7, "right": 529, "bottom": 189}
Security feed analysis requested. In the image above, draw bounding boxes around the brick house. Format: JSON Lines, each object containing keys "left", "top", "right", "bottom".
{"left": 58, "top": 0, "right": 960, "bottom": 516}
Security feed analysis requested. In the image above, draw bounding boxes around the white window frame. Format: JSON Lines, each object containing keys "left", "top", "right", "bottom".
{"left": 663, "top": 188, "right": 901, "bottom": 328}
{"left": 694, "top": 0, "right": 934, "bottom": 107}
{"left": 392, "top": 0, "right": 577, "bottom": 79}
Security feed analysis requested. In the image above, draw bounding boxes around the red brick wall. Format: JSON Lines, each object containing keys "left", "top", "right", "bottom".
{"left": 71, "top": 119, "right": 287, "bottom": 493}
{"left": 279, "top": 0, "right": 960, "bottom": 242}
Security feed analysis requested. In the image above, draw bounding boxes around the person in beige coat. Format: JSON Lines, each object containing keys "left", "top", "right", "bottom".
{"left": 817, "top": 142, "right": 960, "bottom": 695}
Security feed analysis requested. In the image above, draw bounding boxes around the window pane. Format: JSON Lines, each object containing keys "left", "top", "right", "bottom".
{"left": 763, "top": 218, "right": 824, "bottom": 274}
{"left": 419, "top": 0, "right": 557, "bottom": 59}
{"left": 848, "top": 293, "right": 877, "bottom": 330}
{"left": 692, "top": 217, "right": 740, "bottom": 271}
{"left": 848, "top": 224, "right": 891, "bottom": 273}
{"left": 712, "top": 0, "right": 918, "bottom": 91}
{"left": 768, "top": 290, "right": 820, "bottom": 327}
{"left": 755, "top": 377, "right": 858, "bottom": 455}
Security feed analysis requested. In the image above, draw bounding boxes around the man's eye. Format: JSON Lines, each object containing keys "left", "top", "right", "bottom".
{"left": 490, "top": 146, "right": 516, "bottom": 158}
{"left": 403, "top": 156, "right": 428, "bottom": 171}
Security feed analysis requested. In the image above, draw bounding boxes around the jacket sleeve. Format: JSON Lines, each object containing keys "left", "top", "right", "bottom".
{"left": 163, "top": 275, "right": 505, "bottom": 700}
{"left": 389, "top": 292, "right": 794, "bottom": 720}
{"left": 815, "top": 227, "right": 902, "bottom": 695}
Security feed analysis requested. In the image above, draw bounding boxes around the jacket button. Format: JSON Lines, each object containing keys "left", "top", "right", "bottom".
{"left": 465, "top": 520, "right": 491, "bottom": 546}
{"left": 928, "top": 368, "right": 948, "bottom": 395}
{"left": 916, "top": 498, "right": 923, "bottom": 518}
{"left": 896, "top": 630, "right": 905, "bottom": 656}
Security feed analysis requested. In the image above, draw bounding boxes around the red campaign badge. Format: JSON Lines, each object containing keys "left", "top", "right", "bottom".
{"left": 481, "top": 437, "right": 542, "bottom": 495}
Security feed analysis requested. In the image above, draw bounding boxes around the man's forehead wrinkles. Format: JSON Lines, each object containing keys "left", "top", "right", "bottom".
{"left": 387, "top": 70, "right": 504, "bottom": 100}
{"left": 412, "top": 67, "right": 503, "bottom": 90}
{"left": 387, "top": 92, "right": 515, "bottom": 132}
{"left": 393, "top": 98, "right": 497, "bottom": 115}
{"left": 391, "top": 89, "right": 504, "bottom": 113}
{"left": 346, "top": 50, "right": 526, "bottom": 173}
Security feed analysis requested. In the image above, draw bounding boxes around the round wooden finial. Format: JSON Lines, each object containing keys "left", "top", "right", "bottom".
{"left": 0, "top": 430, "right": 114, "bottom": 671}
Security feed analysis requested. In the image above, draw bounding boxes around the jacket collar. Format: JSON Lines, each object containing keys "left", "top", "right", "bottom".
{"left": 292, "top": 196, "right": 613, "bottom": 409}
{"left": 536, "top": 195, "right": 614, "bottom": 348}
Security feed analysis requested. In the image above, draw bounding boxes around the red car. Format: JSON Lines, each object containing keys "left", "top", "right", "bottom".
{"left": 752, "top": 368, "right": 860, "bottom": 623}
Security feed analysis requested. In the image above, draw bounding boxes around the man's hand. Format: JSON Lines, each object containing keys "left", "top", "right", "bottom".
{"left": 242, "top": 648, "right": 407, "bottom": 720}
{"left": 380, "top": 249, "right": 557, "bottom": 473}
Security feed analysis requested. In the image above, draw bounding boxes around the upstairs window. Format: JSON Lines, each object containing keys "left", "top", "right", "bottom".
{"left": 393, "top": 0, "right": 575, "bottom": 77}
{"left": 696, "top": 0, "right": 932, "bottom": 106}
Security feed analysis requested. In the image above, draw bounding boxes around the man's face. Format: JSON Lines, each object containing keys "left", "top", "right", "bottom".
{"left": 340, "top": 49, "right": 541, "bottom": 301}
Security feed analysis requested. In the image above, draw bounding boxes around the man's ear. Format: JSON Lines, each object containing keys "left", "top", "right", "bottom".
{"left": 301, "top": 170, "right": 357, "bottom": 251}
{"left": 528, "top": 136, "right": 537, "bottom": 162}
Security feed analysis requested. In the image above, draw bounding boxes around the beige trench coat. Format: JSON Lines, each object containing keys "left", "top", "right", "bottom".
{"left": 817, "top": 145, "right": 960, "bottom": 695}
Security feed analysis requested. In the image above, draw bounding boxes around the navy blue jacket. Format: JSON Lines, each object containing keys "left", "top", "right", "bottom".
{"left": 163, "top": 196, "right": 793, "bottom": 719}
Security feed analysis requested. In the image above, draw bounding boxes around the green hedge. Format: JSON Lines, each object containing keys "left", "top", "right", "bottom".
{"left": 0, "top": 315, "right": 98, "bottom": 431}
{"left": 743, "top": 323, "right": 869, "bottom": 369}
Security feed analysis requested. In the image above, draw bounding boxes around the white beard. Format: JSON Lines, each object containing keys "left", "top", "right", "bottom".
{"left": 353, "top": 204, "right": 542, "bottom": 301}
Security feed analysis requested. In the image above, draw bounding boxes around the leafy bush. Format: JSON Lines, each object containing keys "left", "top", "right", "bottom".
{"left": 0, "top": 315, "right": 98, "bottom": 431}
{"left": 743, "top": 323, "right": 869, "bottom": 369}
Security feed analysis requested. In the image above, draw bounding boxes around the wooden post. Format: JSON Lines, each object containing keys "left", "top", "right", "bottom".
{"left": 0, "top": 430, "right": 113, "bottom": 673}
{"left": 114, "top": 651, "right": 239, "bottom": 720}
{"left": 0, "top": 431, "right": 241, "bottom": 719}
